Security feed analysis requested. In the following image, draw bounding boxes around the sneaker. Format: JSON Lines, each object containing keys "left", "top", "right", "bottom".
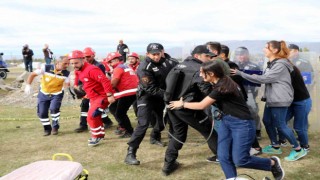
{"left": 262, "top": 145, "right": 282, "bottom": 154}
{"left": 206, "top": 156, "right": 219, "bottom": 163}
{"left": 43, "top": 130, "right": 51, "bottom": 136}
{"left": 119, "top": 131, "right": 132, "bottom": 138}
{"left": 88, "top": 137, "right": 103, "bottom": 147}
{"left": 302, "top": 145, "right": 310, "bottom": 152}
{"left": 250, "top": 147, "right": 262, "bottom": 156}
{"left": 114, "top": 127, "right": 126, "bottom": 135}
{"left": 270, "top": 156, "right": 285, "bottom": 180}
{"left": 74, "top": 126, "right": 88, "bottom": 133}
{"left": 279, "top": 140, "right": 288, "bottom": 147}
{"left": 284, "top": 148, "right": 307, "bottom": 161}
{"left": 51, "top": 128, "right": 58, "bottom": 135}
{"left": 88, "top": 137, "right": 104, "bottom": 142}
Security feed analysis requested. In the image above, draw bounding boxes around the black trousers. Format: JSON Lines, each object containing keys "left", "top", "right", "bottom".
{"left": 164, "top": 109, "right": 218, "bottom": 162}
{"left": 109, "top": 95, "right": 136, "bottom": 134}
{"left": 127, "top": 95, "right": 166, "bottom": 149}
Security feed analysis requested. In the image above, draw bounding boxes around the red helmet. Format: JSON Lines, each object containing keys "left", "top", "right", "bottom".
{"left": 68, "top": 50, "right": 84, "bottom": 60}
{"left": 83, "top": 47, "right": 95, "bottom": 56}
{"left": 106, "top": 52, "right": 122, "bottom": 62}
{"left": 127, "top": 52, "right": 139, "bottom": 59}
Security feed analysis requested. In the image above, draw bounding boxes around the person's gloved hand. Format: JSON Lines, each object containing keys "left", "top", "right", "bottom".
{"left": 24, "top": 84, "right": 33, "bottom": 95}
{"left": 92, "top": 108, "right": 104, "bottom": 117}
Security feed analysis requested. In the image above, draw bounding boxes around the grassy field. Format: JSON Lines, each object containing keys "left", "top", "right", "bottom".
{"left": 1, "top": 67, "right": 320, "bottom": 179}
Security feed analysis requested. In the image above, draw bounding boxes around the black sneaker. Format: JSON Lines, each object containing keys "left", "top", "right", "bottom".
{"left": 270, "top": 156, "right": 285, "bottom": 180}
{"left": 206, "top": 155, "right": 219, "bottom": 163}
{"left": 162, "top": 160, "right": 180, "bottom": 176}
{"left": 302, "top": 145, "right": 310, "bottom": 152}
{"left": 74, "top": 126, "right": 88, "bottom": 133}
{"left": 279, "top": 139, "right": 288, "bottom": 147}
{"left": 119, "top": 131, "right": 132, "bottom": 138}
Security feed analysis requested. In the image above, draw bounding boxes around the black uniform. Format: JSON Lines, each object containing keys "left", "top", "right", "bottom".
{"left": 127, "top": 54, "right": 179, "bottom": 149}
{"left": 291, "top": 56, "right": 314, "bottom": 92}
{"left": 163, "top": 56, "right": 218, "bottom": 163}
{"left": 22, "top": 47, "right": 34, "bottom": 72}
{"left": 237, "top": 60, "right": 262, "bottom": 132}
{"left": 117, "top": 43, "right": 129, "bottom": 62}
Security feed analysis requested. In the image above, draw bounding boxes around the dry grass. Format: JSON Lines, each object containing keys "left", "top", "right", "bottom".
{"left": 1, "top": 67, "right": 320, "bottom": 179}
{"left": 0, "top": 103, "right": 320, "bottom": 180}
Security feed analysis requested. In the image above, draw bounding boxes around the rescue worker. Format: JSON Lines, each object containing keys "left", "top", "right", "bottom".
{"left": 68, "top": 50, "right": 115, "bottom": 147}
{"left": 74, "top": 47, "right": 113, "bottom": 133}
{"left": 105, "top": 52, "right": 138, "bottom": 138}
{"left": 127, "top": 52, "right": 140, "bottom": 72}
{"left": 127, "top": 52, "right": 140, "bottom": 117}
{"left": 24, "top": 57, "right": 70, "bottom": 136}
{"left": 234, "top": 47, "right": 262, "bottom": 139}
{"left": 124, "top": 43, "right": 179, "bottom": 165}
{"left": 160, "top": 45, "right": 219, "bottom": 176}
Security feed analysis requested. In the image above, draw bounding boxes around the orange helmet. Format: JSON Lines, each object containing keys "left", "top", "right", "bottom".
{"left": 68, "top": 50, "right": 84, "bottom": 60}
{"left": 106, "top": 52, "right": 122, "bottom": 62}
{"left": 83, "top": 47, "right": 95, "bottom": 56}
{"left": 127, "top": 52, "right": 139, "bottom": 59}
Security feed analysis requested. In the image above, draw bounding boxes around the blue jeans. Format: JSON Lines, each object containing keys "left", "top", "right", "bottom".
{"left": 279, "top": 98, "right": 312, "bottom": 146}
{"left": 263, "top": 106, "right": 300, "bottom": 148}
{"left": 218, "top": 115, "right": 271, "bottom": 179}
{"left": 45, "top": 57, "right": 52, "bottom": 65}
{"left": 211, "top": 105, "right": 221, "bottom": 131}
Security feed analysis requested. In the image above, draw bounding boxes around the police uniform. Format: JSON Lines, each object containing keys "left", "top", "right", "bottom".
{"left": 163, "top": 56, "right": 218, "bottom": 164}
{"left": 292, "top": 56, "right": 314, "bottom": 92}
{"left": 36, "top": 64, "right": 70, "bottom": 133}
{"left": 127, "top": 54, "right": 178, "bottom": 149}
{"left": 237, "top": 61, "right": 262, "bottom": 132}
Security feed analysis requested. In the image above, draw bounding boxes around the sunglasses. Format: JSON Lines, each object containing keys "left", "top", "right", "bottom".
{"left": 84, "top": 56, "right": 91, "bottom": 58}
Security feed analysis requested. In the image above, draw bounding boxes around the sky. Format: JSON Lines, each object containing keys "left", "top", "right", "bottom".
{"left": 1, "top": 0, "right": 320, "bottom": 59}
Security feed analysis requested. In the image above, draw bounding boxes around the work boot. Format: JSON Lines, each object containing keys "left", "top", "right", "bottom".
{"left": 51, "top": 128, "right": 58, "bottom": 135}
{"left": 74, "top": 126, "right": 88, "bottom": 133}
{"left": 43, "top": 130, "right": 51, "bottom": 136}
{"left": 150, "top": 138, "right": 166, "bottom": 147}
{"left": 162, "top": 160, "right": 180, "bottom": 176}
{"left": 124, "top": 147, "right": 140, "bottom": 165}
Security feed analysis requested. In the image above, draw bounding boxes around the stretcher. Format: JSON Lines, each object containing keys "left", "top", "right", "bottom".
{"left": 0, "top": 153, "right": 88, "bottom": 180}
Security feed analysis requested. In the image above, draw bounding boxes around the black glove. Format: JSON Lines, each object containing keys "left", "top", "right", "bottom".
{"left": 73, "top": 86, "right": 86, "bottom": 99}
{"left": 92, "top": 108, "right": 104, "bottom": 117}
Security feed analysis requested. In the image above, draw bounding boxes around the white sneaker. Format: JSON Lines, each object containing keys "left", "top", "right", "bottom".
{"left": 250, "top": 148, "right": 262, "bottom": 156}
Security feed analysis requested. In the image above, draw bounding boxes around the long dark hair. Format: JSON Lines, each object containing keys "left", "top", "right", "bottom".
{"left": 201, "top": 61, "right": 239, "bottom": 96}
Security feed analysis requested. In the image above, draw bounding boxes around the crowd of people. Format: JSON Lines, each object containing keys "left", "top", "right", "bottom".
{"left": 23, "top": 40, "right": 314, "bottom": 180}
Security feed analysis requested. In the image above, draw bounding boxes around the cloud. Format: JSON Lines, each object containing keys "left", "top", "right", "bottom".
{"left": 1, "top": 0, "right": 320, "bottom": 59}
